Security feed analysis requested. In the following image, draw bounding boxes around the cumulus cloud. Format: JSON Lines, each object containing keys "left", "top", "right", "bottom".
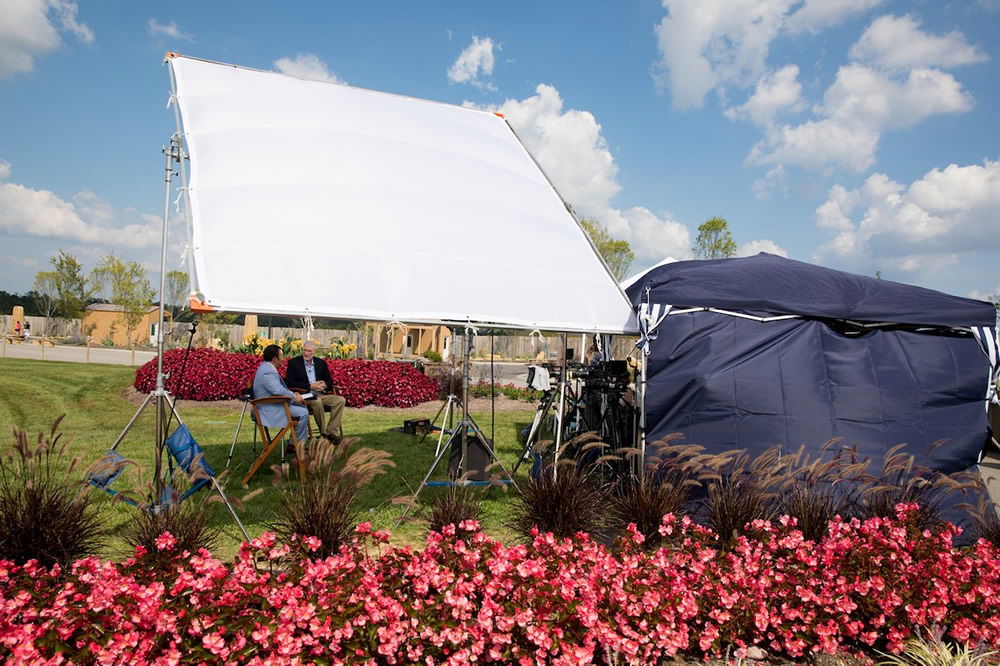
{"left": 478, "top": 84, "right": 690, "bottom": 263}
{"left": 0, "top": 0, "right": 93, "bottom": 77}
{"left": 148, "top": 19, "right": 194, "bottom": 43}
{"left": 652, "top": 0, "right": 881, "bottom": 109}
{"left": 273, "top": 54, "right": 343, "bottom": 84}
{"left": 737, "top": 239, "right": 788, "bottom": 257}
{"left": 849, "top": 15, "right": 987, "bottom": 71}
{"left": 724, "top": 64, "right": 804, "bottom": 126}
{"left": 0, "top": 160, "right": 10, "bottom": 180}
{"left": 785, "top": 0, "right": 883, "bottom": 34}
{"left": 814, "top": 159, "right": 1000, "bottom": 273}
{"left": 0, "top": 180, "right": 160, "bottom": 248}
{"left": 749, "top": 63, "right": 973, "bottom": 172}
{"left": 653, "top": 0, "right": 793, "bottom": 109}
{"left": 448, "top": 35, "right": 497, "bottom": 90}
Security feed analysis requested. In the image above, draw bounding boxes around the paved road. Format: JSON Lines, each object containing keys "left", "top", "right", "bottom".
{"left": 0, "top": 341, "right": 156, "bottom": 366}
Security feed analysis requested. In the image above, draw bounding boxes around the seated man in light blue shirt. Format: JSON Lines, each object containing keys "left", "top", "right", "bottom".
{"left": 253, "top": 344, "right": 309, "bottom": 444}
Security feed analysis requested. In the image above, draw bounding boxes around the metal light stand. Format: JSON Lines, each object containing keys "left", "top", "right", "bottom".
{"left": 396, "top": 329, "right": 518, "bottom": 528}
{"left": 420, "top": 345, "right": 460, "bottom": 457}
{"left": 100, "top": 134, "right": 248, "bottom": 540}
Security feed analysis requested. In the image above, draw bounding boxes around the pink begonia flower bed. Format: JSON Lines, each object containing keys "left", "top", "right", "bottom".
{"left": 2, "top": 505, "right": 999, "bottom": 664}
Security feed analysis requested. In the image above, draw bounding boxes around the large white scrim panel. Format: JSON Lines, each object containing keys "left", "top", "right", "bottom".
{"left": 168, "top": 55, "right": 636, "bottom": 334}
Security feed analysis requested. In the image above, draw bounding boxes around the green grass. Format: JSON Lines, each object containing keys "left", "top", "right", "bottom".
{"left": 0, "top": 357, "right": 536, "bottom": 559}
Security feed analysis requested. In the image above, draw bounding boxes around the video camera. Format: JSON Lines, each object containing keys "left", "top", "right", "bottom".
{"left": 572, "top": 359, "right": 630, "bottom": 392}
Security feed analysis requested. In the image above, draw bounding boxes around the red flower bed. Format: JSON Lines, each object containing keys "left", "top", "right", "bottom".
{"left": 134, "top": 349, "right": 439, "bottom": 407}
{"left": 2, "top": 506, "right": 1000, "bottom": 663}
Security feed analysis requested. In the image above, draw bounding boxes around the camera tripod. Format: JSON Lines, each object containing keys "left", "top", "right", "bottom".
{"left": 396, "top": 329, "right": 518, "bottom": 527}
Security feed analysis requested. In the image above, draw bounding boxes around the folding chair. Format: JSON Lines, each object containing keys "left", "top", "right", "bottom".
{"left": 88, "top": 424, "right": 249, "bottom": 539}
{"left": 242, "top": 395, "right": 307, "bottom": 485}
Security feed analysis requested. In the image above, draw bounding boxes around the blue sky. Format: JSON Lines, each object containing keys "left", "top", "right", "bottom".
{"left": 1, "top": 0, "right": 998, "bottom": 301}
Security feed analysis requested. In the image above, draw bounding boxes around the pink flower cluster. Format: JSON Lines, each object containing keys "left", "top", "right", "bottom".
{"left": 134, "top": 350, "right": 438, "bottom": 407}
{"left": 2, "top": 506, "right": 999, "bottom": 664}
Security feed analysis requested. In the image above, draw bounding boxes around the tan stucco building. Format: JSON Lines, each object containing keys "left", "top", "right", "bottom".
{"left": 82, "top": 304, "right": 170, "bottom": 346}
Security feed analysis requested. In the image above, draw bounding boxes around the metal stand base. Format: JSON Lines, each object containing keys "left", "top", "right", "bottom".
{"left": 396, "top": 330, "right": 518, "bottom": 528}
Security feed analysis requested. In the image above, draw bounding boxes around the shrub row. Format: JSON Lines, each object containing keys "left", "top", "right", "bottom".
{"left": 133, "top": 349, "right": 439, "bottom": 407}
{"left": 2, "top": 506, "right": 1000, "bottom": 663}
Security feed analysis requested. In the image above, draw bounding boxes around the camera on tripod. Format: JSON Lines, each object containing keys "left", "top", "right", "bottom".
{"left": 573, "top": 360, "right": 630, "bottom": 392}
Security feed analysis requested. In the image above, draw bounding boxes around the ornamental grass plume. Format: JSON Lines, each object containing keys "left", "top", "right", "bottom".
{"left": 122, "top": 500, "right": 219, "bottom": 564}
{"left": 0, "top": 417, "right": 104, "bottom": 568}
{"left": 273, "top": 437, "right": 395, "bottom": 559}
{"left": 609, "top": 437, "right": 703, "bottom": 548}
{"left": 427, "top": 480, "right": 483, "bottom": 534}
{"left": 852, "top": 442, "right": 972, "bottom": 534}
{"left": 877, "top": 625, "right": 998, "bottom": 666}
{"left": 510, "top": 436, "right": 610, "bottom": 540}
{"left": 970, "top": 495, "right": 1000, "bottom": 547}
{"left": 768, "top": 442, "right": 867, "bottom": 542}
{"left": 698, "top": 448, "right": 781, "bottom": 548}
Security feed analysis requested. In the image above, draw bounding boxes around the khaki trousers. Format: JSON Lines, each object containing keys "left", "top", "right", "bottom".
{"left": 305, "top": 393, "right": 346, "bottom": 440}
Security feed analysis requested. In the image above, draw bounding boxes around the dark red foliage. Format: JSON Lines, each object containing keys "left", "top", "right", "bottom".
{"left": 134, "top": 350, "right": 439, "bottom": 407}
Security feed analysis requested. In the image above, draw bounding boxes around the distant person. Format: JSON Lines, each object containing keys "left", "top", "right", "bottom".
{"left": 13, "top": 321, "right": 21, "bottom": 337}
{"left": 253, "top": 344, "right": 309, "bottom": 444}
{"left": 285, "top": 341, "right": 346, "bottom": 444}
{"left": 22, "top": 321, "right": 30, "bottom": 338}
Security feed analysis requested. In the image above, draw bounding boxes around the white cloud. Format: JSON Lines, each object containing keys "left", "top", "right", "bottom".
{"left": 0, "top": 255, "right": 37, "bottom": 268}
{"left": 479, "top": 84, "right": 691, "bottom": 263}
{"left": 849, "top": 15, "right": 987, "bottom": 71}
{"left": 0, "top": 160, "right": 10, "bottom": 180}
{"left": 751, "top": 164, "right": 788, "bottom": 199}
{"left": 448, "top": 35, "right": 497, "bottom": 90}
{"left": 967, "top": 286, "right": 1000, "bottom": 301}
{"left": 273, "top": 54, "right": 343, "bottom": 84}
{"left": 814, "top": 159, "right": 1000, "bottom": 272}
{"left": 0, "top": 0, "right": 92, "bottom": 77}
{"left": 652, "top": 0, "right": 881, "bottom": 109}
{"left": 724, "top": 64, "right": 804, "bottom": 126}
{"left": 148, "top": 19, "right": 194, "bottom": 43}
{"left": 0, "top": 181, "right": 159, "bottom": 248}
{"left": 653, "top": 0, "right": 794, "bottom": 109}
{"left": 738, "top": 239, "right": 788, "bottom": 257}
{"left": 785, "top": 0, "right": 883, "bottom": 34}
{"left": 748, "top": 63, "right": 973, "bottom": 172}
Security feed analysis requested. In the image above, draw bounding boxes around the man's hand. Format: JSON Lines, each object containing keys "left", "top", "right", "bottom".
{"left": 291, "top": 392, "right": 304, "bottom": 404}
{"left": 310, "top": 381, "right": 325, "bottom": 391}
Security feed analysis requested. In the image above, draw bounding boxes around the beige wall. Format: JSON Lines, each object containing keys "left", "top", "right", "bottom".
{"left": 82, "top": 309, "right": 168, "bottom": 346}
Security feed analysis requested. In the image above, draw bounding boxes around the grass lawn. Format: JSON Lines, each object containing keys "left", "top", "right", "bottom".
{"left": 0, "top": 357, "right": 537, "bottom": 559}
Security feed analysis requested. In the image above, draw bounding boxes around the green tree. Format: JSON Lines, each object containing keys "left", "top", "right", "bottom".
{"left": 90, "top": 256, "right": 155, "bottom": 344}
{"left": 692, "top": 217, "right": 737, "bottom": 259}
{"left": 50, "top": 250, "right": 96, "bottom": 319}
{"left": 32, "top": 271, "right": 59, "bottom": 332}
{"left": 579, "top": 218, "right": 635, "bottom": 280}
{"left": 165, "top": 270, "right": 189, "bottom": 319}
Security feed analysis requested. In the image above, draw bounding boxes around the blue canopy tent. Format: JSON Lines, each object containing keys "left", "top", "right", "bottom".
{"left": 625, "top": 253, "right": 999, "bottom": 523}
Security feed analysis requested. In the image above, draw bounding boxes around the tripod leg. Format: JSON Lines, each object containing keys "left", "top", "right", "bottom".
{"left": 420, "top": 397, "right": 450, "bottom": 445}
{"left": 211, "top": 477, "right": 250, "bottom": 542}
{"left": 395, "top": 427, "right": 458, "bottom": 529}
{"left": 227, "top": 401, "right": 249, "bottom": 468}
{"left": 110, "top": 392, "right": 155, "bottom": 452}
{"left": 434, "top": 397, "right": 455, "bottom": 458}
{"left": 510, "top": 391, "right": 554, "bottom": 478}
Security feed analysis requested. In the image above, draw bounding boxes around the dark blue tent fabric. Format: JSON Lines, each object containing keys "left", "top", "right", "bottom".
{"left": 626, "top": 253, "right": 996, "bottom": 328}
{"left": 630, "top": 254, "right": 996, "bottom": 532}
{"left": 643, "top": 312, "right": 990, "bottom": 468}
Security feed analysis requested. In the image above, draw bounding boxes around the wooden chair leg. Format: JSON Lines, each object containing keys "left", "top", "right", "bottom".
{"left": 242, "top": 424, "right": 291, "bottom": 486}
